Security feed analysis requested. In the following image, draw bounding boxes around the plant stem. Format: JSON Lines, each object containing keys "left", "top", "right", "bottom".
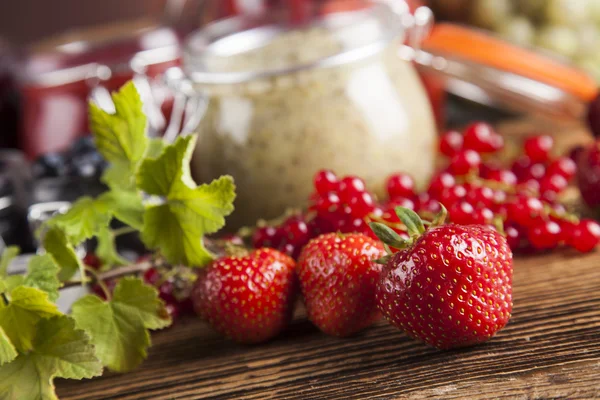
{"left": 62, "top": 261, "right": 153, "bottom": 290}
{"left": 113, "top": 226, "right": 138, "bottom": 237}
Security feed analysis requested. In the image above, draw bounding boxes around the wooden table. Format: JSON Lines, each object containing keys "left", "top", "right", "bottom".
{"left": 56, "top": 246, "right": 600, "bottom": 399}
{"left": 57, "top": 119, "right": 600, "bottom": 399}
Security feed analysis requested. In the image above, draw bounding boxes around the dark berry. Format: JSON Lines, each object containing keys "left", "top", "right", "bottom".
{"left": 577, "top": 144, "right": 600, "bottom": 208}
{"left": 165, "top": 303, "right": 180, "bottom": 321}
{"left": 83, "top": 253, "right": 101, "bottom": 270}
{"left": 158, "top": 280, "right": 176, "bottom": 304}
{"left": 524, "top": 135, "right": 554, "bottom": 163}
{"left": 386, "top": 173, "right": 416, "bottom": 199}
{"left": 32, "top": 153, "right": 70, "bottom": 178}
{"left": 569, "top": 146, "right": 585, "bottom": 163}
{"left": 439, "top": 130, "right": 463, "bottom": 157}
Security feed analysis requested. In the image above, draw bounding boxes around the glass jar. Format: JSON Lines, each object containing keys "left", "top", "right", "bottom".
{"left": 185, "top": 1, "right": 437, "bottom": 228}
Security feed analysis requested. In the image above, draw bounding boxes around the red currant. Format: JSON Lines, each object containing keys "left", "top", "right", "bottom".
{"left": 449, "top": 201, "right": 476, "bottom": 225}
{"left": 473, "top": 206, "right": 494, "bottom": 225}
{"left": 463, "top": 122, "right": 503, "bottom": 153}
{"left": 507, "top": 195, "right": 544, "bottom": 227}
{"left": 252, "top": 226, "right": 284, "bottom": 249}
{"left": 316, "top": 192, "right": 341, "bottom": 214}
{"left": 547, "top": 157, "right": 576, "bottom": 180}
{"left": 520, "top": 163, "right": 546, "bottom": 182}
{"left": 505, "top": 224, "right": 523, "bottom": 250}
{"left": 439, "top": 184, "right": 467, "bottom": 208}
{"left": 448, "top": 150, "right": 481, "bottom": 176}
{"left": 540, "top": 174, "right": 568, "bottom": 194}
{"left": 339, "top": 176, "right": 366, "bottom": 201}
{"left": 524, "top": 135, "right": 554, "bottom": 163}
{"left": 466, "top": 185, "right": 494, "bottom": 207}
{"left": 439, "top": 130, "right": 463, "bottom": 157}
{"left": 571, "top": 219, "right": 600, "bottom": 253}
{"left": 165, "top": 303, "right": 180, "bottom": 321}
{"left": 428, "top": 172, "right": 456, "bottom": 198}
{"left": 83, "top": 253, "right": 101, "bottom": 270}
{"left": 143, "top": 267, "right": 161, "bottom": 286}
{"left": 528, "top": 220, "right": 561, "bottom": 250}
{"left": 158, "top": 280, "right": 176, "bottom": 304}
{"left": 348, "top": 192, "right": 376, "bottom": 217}
{"left": 386, "top": 173, "right": 416, "bottom": 199}
{"left": 387, "top": 196, "right": 416, "bottom": 211}
{"left": 487, "top": 169, "right": 517, "bottom": 186}
{"left": 314, "top": 169, "right": 339, "bottom": 195}
{"left": 512, "top": 156, "right": 533, "bottom": 181}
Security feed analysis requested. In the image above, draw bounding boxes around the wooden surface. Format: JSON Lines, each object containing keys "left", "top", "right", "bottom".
{"left": 57, "top": 118, "right": 600, "bottom": 399}
{"left": 56, "top": 249, "right": 600, "bottom": 399}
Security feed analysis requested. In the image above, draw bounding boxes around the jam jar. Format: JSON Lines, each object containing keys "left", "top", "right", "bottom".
{"left": 184, "top": 1, "right": 438, "bottom": 228}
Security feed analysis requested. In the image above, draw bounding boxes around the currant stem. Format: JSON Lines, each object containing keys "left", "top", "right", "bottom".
{"left": 113, "top": 226, "right": 138, "bottom": 237}
{"left": 85, "top": 266, "right": 112, "bottom": 301}
{"left": 62, "top": 261, "right": 153, "bottom": 290}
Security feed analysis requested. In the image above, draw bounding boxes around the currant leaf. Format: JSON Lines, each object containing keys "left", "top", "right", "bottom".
{"left": 0, "top": 286, "right": 61, "bottom": 352}
{"left": 98, "top": 189, "right": 144, "bottom": 231}
{"left": 96, "top": 226, "right": 129, "bottom": 267}
{"left": 42, "top": 226, "right": 84, "bottom": 282}
{"left": 90, "top": 81, "right": 148, "bottom": 191}
{"left": 0, "top": 316, "right": 102, "bottom": 400}
{"left": 47, "top": 196, "right": 112, "bottom": 245}
{"left": 0, "top": 246, "right": 19, "bottom": 277}
{"left": 145, "top": 137, "right": 166, "bottom": 159}
{"left": 71, "top": 277, "right": 171, "bottom": 373}
{"left": 0, "top": 325, "right": 16, "bottom": 366}
{"left": 22, "top": 255, "right": 62, "bottom": 302}
{"left": 137, "top": 135, "right": 236, "bottom": 266}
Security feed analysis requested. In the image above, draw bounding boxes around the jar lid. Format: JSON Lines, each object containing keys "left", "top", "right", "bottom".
{"left": 183, "top": 1, "right": 405, "bottom": 85}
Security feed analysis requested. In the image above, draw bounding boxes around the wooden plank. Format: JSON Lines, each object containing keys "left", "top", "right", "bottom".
{"left": 57, "top": 250, "right": 600, "bottom": 399}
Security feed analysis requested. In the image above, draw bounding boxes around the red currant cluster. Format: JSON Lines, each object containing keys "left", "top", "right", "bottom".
{"left": 248, "top": 121, "right": 600, "bottom": 256}
{"left": 251, "top": 172, "right": 377, "bottom": 258}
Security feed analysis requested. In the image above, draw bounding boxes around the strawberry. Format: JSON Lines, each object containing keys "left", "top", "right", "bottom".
{"left": 296, "top": 233, "right": 386, "bottom": 337}
{"left": 370, "top": 206, "right": 513, "bottom": 349}
{"left": 192, "top": 248, "right": 298, "bottom": 344}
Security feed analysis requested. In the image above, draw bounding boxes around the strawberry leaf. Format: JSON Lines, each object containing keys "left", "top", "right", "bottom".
{"left": 0, "top": 325, "right": 16, "bottom": 366}
{"left": 71, "top": 277, "right": 171, "bottom": 373}
{"left": 0, "top": 316, "right": 102, "bottom": 400}
{"left": 42, "top": 226, "right": 84, "bottom": 281}
{"left": 0, "top": 286, "right": 61, "bottom": 352}
{"left": 90, "top": 81, "right": 148, "bottom": 191}
{"left": 137, "top": 135, "right": 236, "bottom": 266}
{"left": 394, "top": 207, "right": 426, "bottom": 237}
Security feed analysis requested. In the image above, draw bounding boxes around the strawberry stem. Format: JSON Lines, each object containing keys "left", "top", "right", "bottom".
{"left": 394, "top": 207, "right": 426, "bottom": 237}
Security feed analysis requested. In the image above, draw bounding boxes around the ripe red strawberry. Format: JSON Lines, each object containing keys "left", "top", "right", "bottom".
{"left": 296, "top": 233, "right": 386, "bottom": 337}
{"left": 370, "top": 206, "right": 513, "bottom": 349}
{"left": 192, "top": 248, "right": 298, "bottom": 344}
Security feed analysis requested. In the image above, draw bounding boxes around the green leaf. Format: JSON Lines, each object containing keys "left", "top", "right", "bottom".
{"left": 90, "top": 81, "right": 148, "bottom": 191}
{"left": 0, "top": 316, "right": 102, "bottom": 400}
{"left": 137, "top": 135, "right": 236, "bottom": 266}
{"left": 0, "top": 246, "right": 19, "bottom": 277}
{"left": 98, "top": 190, "right": 144, "bottom": 230}
{"left": 369, "top": 222, "right": 410, "bottom": 250}
{"left": 0, "top": 286, "right": 61, "bottom": 352}
{"left": 42, "top": 226, "right": 84, "bottom": 281}
{"left": 47, "top": 196, "right": 112, "bottom": 245}
{"left": 0, "top": 325, "right": 16, "bottom": 366}
{"left": 23, "top": 255, "right": 62, "bottom": 302}
{"left": 145, "top": 137, "right": 166, "bottom": 159}
{"left": 394, "top": 207, "right": 426, "bottom": 237}
{"left": 96, "top": 226, "right": 129, "bottom": 267}
{"left": 71, "top": 277, "right": 171, "bottom": 372}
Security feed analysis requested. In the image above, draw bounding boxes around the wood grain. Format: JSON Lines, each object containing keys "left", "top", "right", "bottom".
{"left": 57, "top": 250, "right": 600, "bottom": 399}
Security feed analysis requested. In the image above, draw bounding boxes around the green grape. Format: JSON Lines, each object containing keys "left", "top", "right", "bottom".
{"left": 535, "top": 25, "right": 579, "bottom": 59}
{"left": 499, "top": 16, "right": 535, "bottom": 47}
{"left": 470, "top": 0, "right": 513, "bottom": 29}
{"left": 544, "top": 0, "right": 590, "bottom": 27}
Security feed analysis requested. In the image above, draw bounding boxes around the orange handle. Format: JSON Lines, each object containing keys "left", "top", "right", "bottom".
{"left": 423, "top": 23, "right": 599, "bottom": 102}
